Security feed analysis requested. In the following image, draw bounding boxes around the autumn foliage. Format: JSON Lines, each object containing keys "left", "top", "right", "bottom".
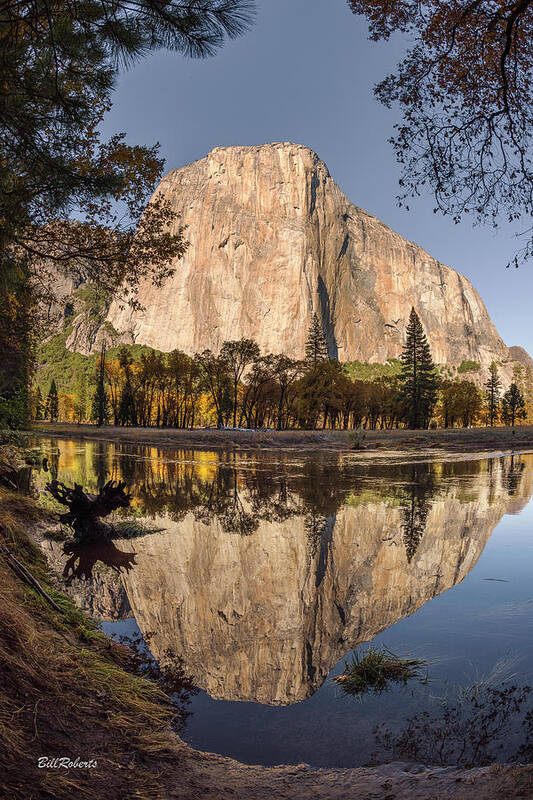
{"left": 349, "top": 0, "right": 533, "bottom": 263}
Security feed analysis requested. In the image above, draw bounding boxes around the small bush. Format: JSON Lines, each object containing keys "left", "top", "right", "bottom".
{"left": 458, "top": 360, "right": 481, "bottom": 374}
{"left": 346, "top": 429, "right": 366, "bottom": 450}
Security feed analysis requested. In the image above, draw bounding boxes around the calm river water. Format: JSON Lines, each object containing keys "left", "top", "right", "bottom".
{"left": 32, "top": 437, "right": 533, "bottom": 767}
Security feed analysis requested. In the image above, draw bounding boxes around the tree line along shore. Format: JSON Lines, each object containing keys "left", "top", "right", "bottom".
{"left": 28, "top": 309, "right": 532, "bottom": 436}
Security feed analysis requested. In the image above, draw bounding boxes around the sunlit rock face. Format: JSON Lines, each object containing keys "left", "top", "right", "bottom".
{"left": 509, "top": 345, "right": 533, "bottom": 372}
{"left": 104, "top": 142, "right": 510, "bottom": 366}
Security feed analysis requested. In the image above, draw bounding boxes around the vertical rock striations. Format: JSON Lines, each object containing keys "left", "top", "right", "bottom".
{"left": 104, "top": 143, "right": 510, "bottom": 366}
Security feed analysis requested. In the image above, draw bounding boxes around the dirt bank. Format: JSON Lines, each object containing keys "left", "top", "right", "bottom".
{"left": 2, "top": 489, "right": 533, "bottom": 799}
{"left": 171, "top": 756, "right": 533, "bottom": 799}
{"left": 30, "top": 421, "right": 533, "bottom": 457}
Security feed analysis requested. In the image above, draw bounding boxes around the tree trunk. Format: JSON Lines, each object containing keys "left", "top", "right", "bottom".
{"left": 46, "top": 480, "right": 131, "bottom": 540}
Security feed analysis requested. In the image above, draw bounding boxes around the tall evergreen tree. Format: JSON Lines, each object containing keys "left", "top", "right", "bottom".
{"left": 485, "top": 362, "right": 502, "bottom": 426}
{"left": 45, "top": 379, "right": 59, "bottom": 422}
{"left": 91, "top": 344, "right": 109, "bottom": 426}
{"left": 305, "top": 313, "right": 329, "bottom": 366}
{"left": 118, "top": 349, "right": 137, "bottom": 426}
{"left": 399, "top": 308, "right": 438, "bottom": 429}
{"left": 0, "top": 1, "right": 254, "bottom": 428}
{"left": 33, "top": 386, "right": 44, "bottom": 421}
{"left": 501, "top": 383, "right": 526, "bottom": 428}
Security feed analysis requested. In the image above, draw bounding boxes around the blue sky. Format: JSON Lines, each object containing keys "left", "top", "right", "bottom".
{"left": 101, "top": 0, "right": 532, "bottom": 353}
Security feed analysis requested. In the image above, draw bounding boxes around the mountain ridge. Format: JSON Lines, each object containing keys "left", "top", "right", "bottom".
{"left": 67, "top": 142, "right": 528, "bottom": 375}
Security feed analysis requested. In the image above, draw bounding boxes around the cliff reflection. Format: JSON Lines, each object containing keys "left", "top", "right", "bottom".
{"left": 36, "top": 440, "right": 533, "bottom": 706}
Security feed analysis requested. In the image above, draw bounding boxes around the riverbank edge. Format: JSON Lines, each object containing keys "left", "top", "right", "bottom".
{"left": 6, "top": 490, "right": 533, "bottom": 800}
{"left": 29, "top": 421, "right": 533, "bottom": 458}
{"left": 2, "top": 487, "right": 533, "bottom": 798}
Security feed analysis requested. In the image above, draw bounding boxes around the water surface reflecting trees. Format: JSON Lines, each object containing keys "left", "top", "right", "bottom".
{"left": 35, "top": 438, "right": 533, "bottom": 706}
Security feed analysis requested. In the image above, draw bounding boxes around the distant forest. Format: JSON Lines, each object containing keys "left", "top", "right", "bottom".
{"left": 33, "top": 309, "right": 531, "bottom": 432}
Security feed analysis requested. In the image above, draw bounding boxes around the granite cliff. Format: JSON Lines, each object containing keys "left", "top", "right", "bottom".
{"left": 509, "top": 345, "right": 533, "bottom": 372}
{"left": 97, "top": 142, "right": 513, "bottom": 367}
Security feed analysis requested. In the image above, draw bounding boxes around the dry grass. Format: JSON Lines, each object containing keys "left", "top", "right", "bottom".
{"left": 0, "top": 489, "right": 184, "bottom": 800}
{"left": 333, "top": 647, "right": 428, "bottom": 697}
{"left": 32, "top": 421, "right": 533, "bottom": 456}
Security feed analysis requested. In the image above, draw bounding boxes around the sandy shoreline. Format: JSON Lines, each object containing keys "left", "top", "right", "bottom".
{"left": 170, "top": 750, "right": 533, "bottom": 799}
{"left": 30, "top": 421, "right": 533, "bottom": 460}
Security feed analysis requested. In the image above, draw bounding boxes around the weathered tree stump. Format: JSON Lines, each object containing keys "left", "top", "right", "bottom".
{"left": 46, "top": 479, "right": 131, "bottom": 540}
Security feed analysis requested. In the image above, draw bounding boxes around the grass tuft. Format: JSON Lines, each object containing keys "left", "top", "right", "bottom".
{"left": 333, "top": 646, "right": 428, "bottom": 697}
{"left": 346, "top": 429, "right": 366, "bottom": 450}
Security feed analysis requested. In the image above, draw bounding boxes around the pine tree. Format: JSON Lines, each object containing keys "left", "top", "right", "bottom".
{"left": 91, "top": 344, "right": 109, "bottom": 426}
{"left": 501, "top": 383, "right": 526, "bottom": 428}
{"left": 524, "top": 366, "right": 533, "bottom": 423}
{"left": 399, "top": 308, "right": 438, "bottom": 429}
{"left": 118, "top": 348, "right": 137, "bottom": 426}
{"left": 34, "top": 386, "right": 43, "bottom": 420}
{"left": 485, "top": 362, "right": 501, "bottom": 426}
{"left": 45, "top": 379, "right": 59, "bottom": 422}
{"left": 74, "top": 375, "right": 87, "bottom": 424}
{"left": 305, "top": 313, "right": 329, "bottom": 366}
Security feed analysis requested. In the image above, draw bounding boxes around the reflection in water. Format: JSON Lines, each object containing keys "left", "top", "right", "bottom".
{"left": 305, "top": 513, "right": 334, "bottom": 566}
{"left": 33, "top": 438, "right": 533, "bottom": 709}
{"left": 48, "top": 448, "right": 60, "bottom": 481}
{"left": 63, "top": 539, "right": 137, "bottom": 585}
{"left": 375, "top": 682, "right": 533, "bottom": 767}
{"left": 400, "top": 465, "right": 436, "bottom": 563}
{"left": 503, "top": 454, "right": 526, "bottom": 496}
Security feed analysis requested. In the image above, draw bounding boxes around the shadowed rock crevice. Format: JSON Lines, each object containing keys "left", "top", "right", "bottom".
{"left": 317, "top": 276, "right": 338, "bottom": 360}
{"left": 309, "top": 171, "right": 319, "bottom": 215}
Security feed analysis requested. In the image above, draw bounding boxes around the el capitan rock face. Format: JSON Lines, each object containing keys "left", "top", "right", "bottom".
{"left": 103, "top": 142, "right": 511, "bottom": 366}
